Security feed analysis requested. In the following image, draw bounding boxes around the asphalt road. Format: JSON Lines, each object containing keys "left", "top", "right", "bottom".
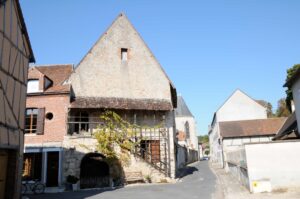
{"left": 28, "top": 161, "right": 219, "bottom": 199}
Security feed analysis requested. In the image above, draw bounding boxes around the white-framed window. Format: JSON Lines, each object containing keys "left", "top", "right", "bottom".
{"left": 27, "top": 79, "right": 39, "bottom": 93}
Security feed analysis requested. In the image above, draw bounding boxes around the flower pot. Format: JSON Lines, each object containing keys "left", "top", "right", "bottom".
{"left": 72, "top": 183, "right": 79, "bottom": 191}
{"left": 65, "top": 183, "right": 72, "bottom": 191}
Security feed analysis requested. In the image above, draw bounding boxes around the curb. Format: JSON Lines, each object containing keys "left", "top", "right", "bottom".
{"left": 209, "top": 162, "right": 226, "bottom": 199}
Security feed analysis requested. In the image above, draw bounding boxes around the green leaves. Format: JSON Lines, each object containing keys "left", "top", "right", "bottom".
{"left": 285, "top": 64, "right": 300, "bottom": 112}
{"left": 94, "top": 111, "right": 138, "bottom": 161}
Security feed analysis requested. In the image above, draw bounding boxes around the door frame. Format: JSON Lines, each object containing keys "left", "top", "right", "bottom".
{"left": 24, "top": 147, "right": 62, "bottom": 187}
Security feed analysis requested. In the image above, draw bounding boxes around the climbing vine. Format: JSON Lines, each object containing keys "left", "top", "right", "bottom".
{"left": 93, "top": 110, "right": 138, "bottom": 165}
{"left": 91, "top": 110, "right": 164, "bottom": 166}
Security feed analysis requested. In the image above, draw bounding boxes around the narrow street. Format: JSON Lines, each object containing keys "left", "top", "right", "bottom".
{"left": 28, "top": 161, "right": 221, "bottom": 199}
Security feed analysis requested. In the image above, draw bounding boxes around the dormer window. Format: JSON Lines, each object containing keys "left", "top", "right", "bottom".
{"left": 27, "top": 79, "right": 39, "bottom": 93}
{"left": 121, "top": 48, "right": 128, "bottom": 61}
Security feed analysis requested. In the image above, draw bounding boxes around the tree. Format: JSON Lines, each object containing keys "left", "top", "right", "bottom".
{"left": 285, "top": 64, "right": 300, "bottom": 112}
{"left": 276, "top": 98, "right": 291, "bottom": 117}
{"left": 256, "top": 100, "right": 274, "bottom": 118}
{"left": 198, "top": 135, "right": 209, "bottom": 144}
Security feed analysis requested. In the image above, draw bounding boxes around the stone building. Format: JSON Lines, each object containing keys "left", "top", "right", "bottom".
{"left": 0, "top": 0, "right": 35, "bottom": 198}
{"left": 65, "top": 13, "right": 177, "bottom": 187}
{"left": 23, "top": 13, "right": 178, "bottom": 189}
{"left": 23, "top": 65, "right": 72, "bottom": 187}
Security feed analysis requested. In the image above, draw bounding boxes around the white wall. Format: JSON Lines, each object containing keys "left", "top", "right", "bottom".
{"left": 175, "top": 117, "right": 198, "bottom": 151}
{"left": 292, "top": 78, "right": 300, "bottom": 128}
{"left": 217, "top": 90, "right": 267, "bottom": 122}
{"left": 223, "top": 136, "right": 273, "bottom": 171}
{"left": 246, "top": 141, "right": 300, "bottom": 192}
{"left": 209, "top": 122, "right": 223, "bottom": 167}
{"left": 209, "top": 89, "right": 268, "bottom": 168}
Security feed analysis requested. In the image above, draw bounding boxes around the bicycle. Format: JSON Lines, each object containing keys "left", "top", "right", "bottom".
{"left": 21, "top": 179, "right": 45, "bottom": 194}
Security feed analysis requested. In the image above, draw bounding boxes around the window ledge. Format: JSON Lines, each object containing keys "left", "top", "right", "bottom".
{"left": 24, "top": 134, "right": 38, "bottom": 137}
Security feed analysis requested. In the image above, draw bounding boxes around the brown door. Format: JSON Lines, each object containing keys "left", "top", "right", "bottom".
{"left": 46, "top": 152, "right": 59, "bottom": 187}
{"left": 150, "top": 140, "right": 160, "bottom": 163}
{"left": 0, "top": 151, "right": 8, "bottom": 199}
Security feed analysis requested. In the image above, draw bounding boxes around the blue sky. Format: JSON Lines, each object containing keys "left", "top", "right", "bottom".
{"left": 20, "top": 0, "right": 300, "bottom": 135}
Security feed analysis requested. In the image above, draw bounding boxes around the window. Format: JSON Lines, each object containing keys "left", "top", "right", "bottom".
{"left": 74, "top": 112, "right": 89, "bottom": 133}
{"left": 185, "top": 121, "right": 190, "bottom": 139}
{"left": 121, "top": 48, "right": 128, "bottom": 61}
{"left": 22, "top": 153, "right": 42, "bottom": 180}
{"left": 25, "top": 108, "right": 38, "bottom": 134}
{"left": 46, "top": 112, "right": 53, "bottom": 120}
{"left": 27, "top": 79, "right": 39, "bottom": 93}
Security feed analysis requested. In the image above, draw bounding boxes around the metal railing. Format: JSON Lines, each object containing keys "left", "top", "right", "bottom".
{"left": 67, "top": 116, "right": 170, "bottom": 177}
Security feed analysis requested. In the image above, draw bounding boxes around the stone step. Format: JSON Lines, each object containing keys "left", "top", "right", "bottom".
{"left": 125, "top": 171, "right": 144, "bottom": 184}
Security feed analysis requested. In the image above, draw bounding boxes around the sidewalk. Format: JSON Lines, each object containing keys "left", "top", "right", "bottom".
{"left": 210, "top": 164, "right": 300, "bottom": 199}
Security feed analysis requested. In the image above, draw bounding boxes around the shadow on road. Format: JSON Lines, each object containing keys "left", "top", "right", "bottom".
{"left": 26, "top": 187, "right": 123, "bottom": 199}
{"left": 176, "top": 165, "right": 199, "bottom": 178}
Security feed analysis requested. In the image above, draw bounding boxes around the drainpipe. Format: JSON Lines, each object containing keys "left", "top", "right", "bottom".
{"left": 220, "top": 137, "right": 225, "bottom": 169}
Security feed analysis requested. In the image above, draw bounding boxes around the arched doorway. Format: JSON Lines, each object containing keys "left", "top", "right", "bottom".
{"left": 80, "top": 153, "right": 110, "bottom": 189}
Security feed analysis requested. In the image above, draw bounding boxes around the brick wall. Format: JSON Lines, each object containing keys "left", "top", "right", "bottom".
{"left": 25, "top": 94, "right": 69, "bottom": 144}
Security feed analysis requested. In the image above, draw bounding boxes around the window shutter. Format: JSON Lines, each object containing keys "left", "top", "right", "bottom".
{"left": 36, "top": 108, "right": 45, "bottom": 135}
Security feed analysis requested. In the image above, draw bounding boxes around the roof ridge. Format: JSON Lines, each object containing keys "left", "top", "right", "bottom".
{"left": 32, "top": 64, "right": 73, "bottom": 67}
{"left": 219, "top": 117, "right": 287, "bottom": 123}
{"left": 71, "top": 13, "right": 175, "bottom": 88}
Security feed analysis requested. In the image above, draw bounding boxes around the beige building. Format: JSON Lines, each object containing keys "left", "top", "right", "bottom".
{"left": 0, "top": 0, "right": 34, "bottom": 198}
{"left": 64, "top": 13, "right": 177, "bottom": 187}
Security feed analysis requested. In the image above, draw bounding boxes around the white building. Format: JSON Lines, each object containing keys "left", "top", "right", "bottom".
{"left": 175, "top": 96, "right": 199, "bottom": 167}
{"left": 175, "top": 96, "right": 198, "bottom": 150}
{"left": 208, "top": 89, "right": 268, "bottom": 168}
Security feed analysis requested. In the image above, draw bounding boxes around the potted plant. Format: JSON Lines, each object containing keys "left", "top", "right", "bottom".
{"left": 144, "top": 175, "right": 152, "bottom": 183}
{"left": 66, "top": 175, "right": 79, "bottom": 191}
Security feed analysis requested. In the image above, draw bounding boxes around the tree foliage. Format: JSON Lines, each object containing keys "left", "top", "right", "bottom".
{"left": 93, "top": 110, "right": 138, "bottom": 164}
{"left": 276, "top": 98, "right": 291, "bottom": 117}
{"left": 257, "top": 100, "right": 274, "bottom": 118}
{"left": 198, "top": 135, "right": 209, "bottom": 144}
{"left": 285, "top": 64, "right": 300, "bottom": 111}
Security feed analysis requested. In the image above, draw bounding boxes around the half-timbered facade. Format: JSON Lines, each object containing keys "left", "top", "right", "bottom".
{"left": 0, "top": 0, "right": 34, "bottom": 198}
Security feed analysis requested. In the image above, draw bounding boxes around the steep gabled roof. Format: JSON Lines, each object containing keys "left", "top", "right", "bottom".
{"left": 74, "top": 13, "right": 175, "bottom": 90}
{"left": 219, "top": 118, "right": 287, "bottom": 138}
{"left": 175, "top": 96, "right": 193, "bottom": 117}
{"left": 210, "top": 89, "right": 266, "bottom": 126}
{"left": 69, "top": 13, "right": 177, "bottom": 110}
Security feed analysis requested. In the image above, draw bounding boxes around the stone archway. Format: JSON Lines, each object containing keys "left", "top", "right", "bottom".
{"left": 80, "top": 153, "right": 110, "bottom": 189}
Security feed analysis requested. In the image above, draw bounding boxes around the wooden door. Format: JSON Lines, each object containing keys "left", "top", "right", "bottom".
{"left": 0, "top": 151, "right": 8, "bottom": 199}
{"left": 46, "top": 152, "right": 59, "bottom": 187}
{"left": 150, "top": 141, "right": 160, "bottom": 163}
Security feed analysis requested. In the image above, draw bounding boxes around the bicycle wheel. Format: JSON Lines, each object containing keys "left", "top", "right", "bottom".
{"left": 21, "top": 184, "right": 27, "bottom": 194}
{"left": 33, "top": 183, "right": 45, "bottom": 194}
